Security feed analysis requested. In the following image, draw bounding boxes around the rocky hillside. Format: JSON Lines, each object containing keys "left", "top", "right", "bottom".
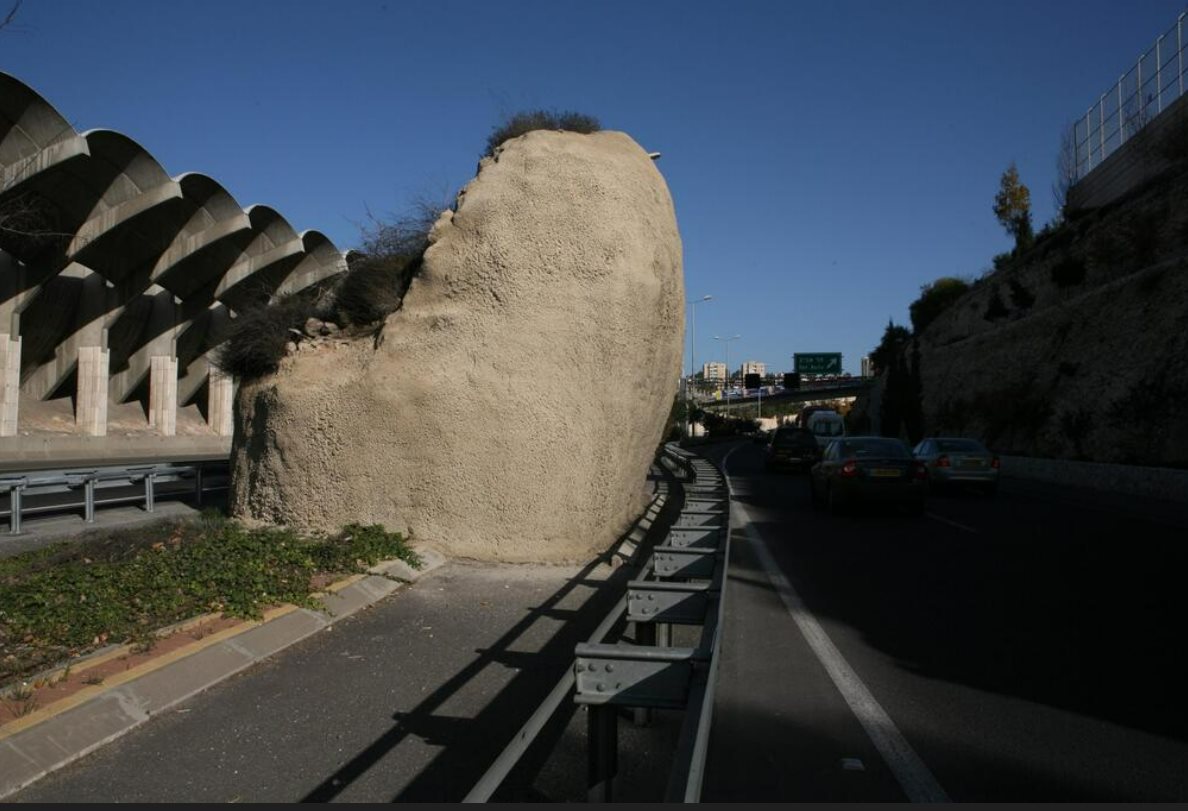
{"left": 908, "top": 165, "right": 1188, "bottom": 467}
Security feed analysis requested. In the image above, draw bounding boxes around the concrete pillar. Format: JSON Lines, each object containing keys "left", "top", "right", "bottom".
{"left": 208, "top": 368, "right": 234, "bottom": 437}
{"left": 0, "top": 334, "right": 20, "bottom": 437}
{"left": 76, "top": 346, "right": 109, "bottom": 436}
{"left": 148, "top": 355, "right": 178, "bottom": 436}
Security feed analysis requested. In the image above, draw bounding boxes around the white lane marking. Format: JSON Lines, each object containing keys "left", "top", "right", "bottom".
{"left": 720, "top": 444, "right": 950, "bottom": 803}
{"left": 925, "top": 512, "right": 978, "bottom": 534}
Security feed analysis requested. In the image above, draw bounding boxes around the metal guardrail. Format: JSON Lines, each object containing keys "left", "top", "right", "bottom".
{"left": 0, "top": 461, "right": 229, "bottom": 535}
{"left": 463, "top": 443, "right": 730, "bottom": 802}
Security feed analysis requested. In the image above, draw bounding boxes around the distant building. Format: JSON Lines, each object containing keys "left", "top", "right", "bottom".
{"left": 739, "top": 360, "right": 766, "bottom": 378}
{"left": 861, "top": 355, "right": 872, "bottom": 377}
{"left": 702, "top": 362, "right": 727, "bottom": 383}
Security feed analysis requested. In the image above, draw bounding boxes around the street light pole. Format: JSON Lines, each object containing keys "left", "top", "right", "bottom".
{"left": 714, "top": 334, "right": 740, "bottom": 414}
{"left": 686, "top": 295, "right": 712, "bottom": 437}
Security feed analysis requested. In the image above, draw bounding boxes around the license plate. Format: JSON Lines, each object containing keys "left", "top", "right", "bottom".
{"left": 958, "top": 459, "right": 984, "bottom": 468}
{"left": 869, "top": 468, "right": 901, "bottom": 478}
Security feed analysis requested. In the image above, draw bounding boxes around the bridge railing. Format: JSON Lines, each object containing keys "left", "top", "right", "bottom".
{"left": 1073, "top": 12, "right": 1188, "bottom": 183}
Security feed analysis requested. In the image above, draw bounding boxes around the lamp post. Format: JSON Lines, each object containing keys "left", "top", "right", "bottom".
{"left": 686, "top": 295, "right": 712, "bottom": 437}
{"left": 714, "top": 334, "right": 740, "bottom": 413}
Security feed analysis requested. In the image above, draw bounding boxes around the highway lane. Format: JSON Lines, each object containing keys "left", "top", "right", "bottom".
{"left": 702, "top": 439, "right": 1188, "bottom": 801}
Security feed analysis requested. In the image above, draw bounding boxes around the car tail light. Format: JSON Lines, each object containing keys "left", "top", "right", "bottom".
{"left": 936, "top": 454, "right": 951, "bottom": 468}
{"left": 991, "top": 456, "right": 1000, "bottom": 469}
{"left": 912, "top": 461, "right": 929, "bottom": 480}
{"left": 840, "top": 460, "right": 858, "bottom": 478}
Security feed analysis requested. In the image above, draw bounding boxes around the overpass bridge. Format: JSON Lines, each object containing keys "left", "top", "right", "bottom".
{"left": 1, "top": 72, "right": 346, "bottom": 466}
{"left": 694, "top": 379, "right": 872, "bottom": 415}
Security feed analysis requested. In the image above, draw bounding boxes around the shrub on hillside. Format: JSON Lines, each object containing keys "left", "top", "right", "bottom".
{"left": 909, "top": 277, "right": 970, "bottom": 334}
{"left": 1050, "top": 256, "right": 1086, "bottom": 287}
{"left": 984, "top": 290, "right": 1009, "bottom": 321}
{"left": 1008, "top": 278, "right": 1035, "bottom": 310}
{"left": 483, "top": 109, "right": 601, "bottom": 157}
{"left": 213, "top": 295, "right": 310, "bottom": 381}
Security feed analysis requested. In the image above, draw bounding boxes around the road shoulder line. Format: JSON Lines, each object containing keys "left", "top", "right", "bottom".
{"left": 721, "top": 445, "right": 949, "bottom": 803}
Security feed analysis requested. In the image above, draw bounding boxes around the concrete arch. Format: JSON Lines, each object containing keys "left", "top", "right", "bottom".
{"left": 0, "top": 72, "right": 350, "bottom": 448}
{"left": 214, "top": 205, "right": 305, "bottom": 310}
{"left": 151, "top": 173, "right": 253, "bottom": 299}
{"left": 274, "top": 230, "right": 348, "bottom": 300}
{"left": 68, "top": 129, "right": 188, "bottom": 273}
{"left": 0, "top": 72, "right": 88, "bottom": 192}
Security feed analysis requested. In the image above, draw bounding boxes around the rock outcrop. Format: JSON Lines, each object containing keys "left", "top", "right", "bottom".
{"left": 881, "top": 166, "right": 1188, "bottom": 467}
{"left": 229, "top": 130, "right": 684, "bottom": 561}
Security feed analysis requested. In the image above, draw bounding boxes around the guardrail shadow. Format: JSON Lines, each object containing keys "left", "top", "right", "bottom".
{"left": 298, "top": 469, "right": 686, "bottom": 803}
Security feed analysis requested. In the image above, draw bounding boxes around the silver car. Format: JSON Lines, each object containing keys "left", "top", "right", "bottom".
{"left": 912, "top": 437, "right": 999, "bottom": 493}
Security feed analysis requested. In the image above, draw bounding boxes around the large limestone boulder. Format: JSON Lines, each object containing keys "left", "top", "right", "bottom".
{"left": 229, "top": 130, "right": 684, "bottom": 562}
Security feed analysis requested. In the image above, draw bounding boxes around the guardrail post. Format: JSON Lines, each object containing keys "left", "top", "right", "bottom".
{"left": 633, "top": 623, "right": 657, "bottom": 727}
{"left": 145, "top": 472, "right": 156, "bottom": 512}
{"left": 587, "top": 704, "right": 618, "bottom": 802}
{"left": 194, "top": 464, "right": 204, "bottom": 507}
{"left": 84, "top": 477, "right": 95, "bottom": 523}
{"left": 7, "top": 483, "right": 23, "bottom": 534}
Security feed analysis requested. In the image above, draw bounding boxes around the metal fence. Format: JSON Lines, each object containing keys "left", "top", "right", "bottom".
{"left": 1074, "top": 12, "right": 1188, "bottom": 182}
{"left": 1, "top": 461, "right": 229, "bottom": 535}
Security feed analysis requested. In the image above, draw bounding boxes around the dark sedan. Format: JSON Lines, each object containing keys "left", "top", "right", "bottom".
{"left": 912, "top": 437, "right": 999, "bottom": 494}
{"left": 764, "top": 426, "right": 820, "bottom": 472}
{"left": 810, "top": 436, "right": 928, "bottom": 515}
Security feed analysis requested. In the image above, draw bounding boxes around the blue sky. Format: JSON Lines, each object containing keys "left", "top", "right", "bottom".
{"left": 4, "top": 0, "right": 1186, "bottom": 376}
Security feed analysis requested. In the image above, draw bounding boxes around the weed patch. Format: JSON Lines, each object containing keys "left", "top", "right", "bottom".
{"left": 0, "top": 520, "right": 420, "bottom": 686}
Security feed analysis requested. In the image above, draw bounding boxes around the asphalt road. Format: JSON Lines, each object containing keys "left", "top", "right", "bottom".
{"left": 701, "top": 439, "right": 1188, "bottom": 802}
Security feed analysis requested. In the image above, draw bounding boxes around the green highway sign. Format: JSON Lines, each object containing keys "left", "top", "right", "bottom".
{"left": 793, "top": 353, "right": 842, "bottom": 375}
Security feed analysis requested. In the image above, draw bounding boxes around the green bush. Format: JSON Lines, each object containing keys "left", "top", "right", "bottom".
{"left": 909, "top": 277, "right": 970, "bottom": 333}
{"left": 483, "top": 109, "right": 601, "bottom": 157}
{"left": 213, "top": 295, "right": 311, "bottom": 381}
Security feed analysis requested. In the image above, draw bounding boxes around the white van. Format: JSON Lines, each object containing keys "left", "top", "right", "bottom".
{"left": 805, "top": 409, "right": 845, "bottom": 448}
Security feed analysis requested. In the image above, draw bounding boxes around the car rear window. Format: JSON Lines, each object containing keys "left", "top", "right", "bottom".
{"left": 839, "top": 439, "right": 910, "bottom": 458}
{"left": 773, "top": 430, "right": 813, "bottom": 447}
{"left": 936, "top": 439, "right": 987, "bottom": 453}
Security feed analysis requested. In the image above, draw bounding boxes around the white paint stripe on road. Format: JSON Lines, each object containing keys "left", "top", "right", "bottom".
{"left": 720, "top": 444, "right": 949, "bottom": 803}
{"left": 925, "top": 512, "right": 979, "bottom": 534}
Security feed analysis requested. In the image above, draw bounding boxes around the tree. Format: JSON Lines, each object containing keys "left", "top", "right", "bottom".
{"left": 909, "top": 277, "right": 970, "bottom": 334}
{"left": 869, "top": 319, "right": 911, "bottom": 376}
{"left": 1052, "top": 125, "right": 1078, "bottom": 220}
{"left": 993, "top": 163, "right": 1033, "bottom": 252}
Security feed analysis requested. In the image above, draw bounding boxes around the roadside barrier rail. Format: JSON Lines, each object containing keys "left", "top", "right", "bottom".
{"left": 0, "top": 461, "right": 229, "bottom": 535}
{"left": 463, "top": 443, "right": 730, "bottom": 802}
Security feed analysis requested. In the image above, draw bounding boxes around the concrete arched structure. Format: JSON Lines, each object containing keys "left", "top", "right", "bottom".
{"left": 0, "top": 72, "right": 349, "bottom": 456}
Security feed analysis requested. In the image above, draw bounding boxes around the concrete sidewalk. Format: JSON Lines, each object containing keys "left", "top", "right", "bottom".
{"left": 0, "top": 477, "right": 675, "bottom": 800}
{"left": 0, "top": 545, "right": 448, "bottom": 799}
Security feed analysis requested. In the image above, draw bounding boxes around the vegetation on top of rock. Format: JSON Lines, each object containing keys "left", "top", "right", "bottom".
{"left": 483, "top": 109, "right": 601, "bottom": 158}
{"left": 213, "top": 294, "right": 312, "bottom": 380}
{"left": 214, "top": 202, "right": 442, "bottom": 381}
